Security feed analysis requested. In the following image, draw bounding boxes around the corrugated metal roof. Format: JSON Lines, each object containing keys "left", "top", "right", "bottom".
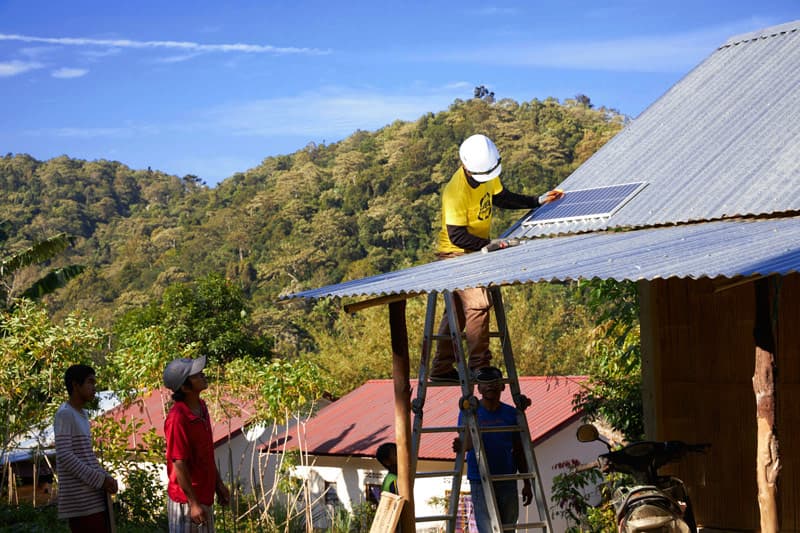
{"left": 265, "top": 377, "right": 586, "bottom": 460}
{"left": 284, "top": 20, "right": 800, "bottom": 303}
{"left": 285, "top": 217, "right": 800, "bottom": 301}
{"left": 510, "top": 20, "right": 800, "bottom": 239}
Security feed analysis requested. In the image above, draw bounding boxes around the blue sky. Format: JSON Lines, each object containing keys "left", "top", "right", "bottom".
{"left": 1, "top": 1, "right": 798, "bottom": 187}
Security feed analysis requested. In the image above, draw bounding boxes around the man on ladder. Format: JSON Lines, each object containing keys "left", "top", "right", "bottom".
{"left": 430, "top": 133, "right": 564, "bottom": 383}
{"left": 453, "top": 366, "right": 532, "bottom": 533}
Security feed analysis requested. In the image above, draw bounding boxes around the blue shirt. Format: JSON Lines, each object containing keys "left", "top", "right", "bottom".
{"left": 458, "top": 402, "right": 518, "bottom": 481}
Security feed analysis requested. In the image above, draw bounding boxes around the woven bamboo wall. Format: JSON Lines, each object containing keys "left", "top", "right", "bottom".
{"left": 641, "top": 274, "right": 799, "bottom": 531}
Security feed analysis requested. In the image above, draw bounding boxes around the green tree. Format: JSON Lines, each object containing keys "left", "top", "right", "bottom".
{"left": 0, "top": 223, "right": 85, "bottom": 310}
{"left": 114, "top": 273, "right": 273, "bottom": 365}
{"left": 0, "top": 299, "right": 106, "bottom": 492}
{"left": 572, "top": 278, "right": 643, "bottom": 441}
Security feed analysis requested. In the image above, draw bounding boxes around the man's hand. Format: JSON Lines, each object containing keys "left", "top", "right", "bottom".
{"left": 521, "top": 480, "right": 533, "bottom": 506}
{"left": 481, "top": 238, "right": 520, "bottom": 253}
{"left": 216, "top": 482, "right": 231, "bottom": 506}
{"left": 103, "top": 475, "right": 119, "bottom": 494}
{"left": 538, "top": 189, "right": 565, "bottom": 204}
{"left": 189, "top": 501, "right": 208, "bottom": 525}
{"left": 452, "top": 436, "right": 462, "bottom": 454}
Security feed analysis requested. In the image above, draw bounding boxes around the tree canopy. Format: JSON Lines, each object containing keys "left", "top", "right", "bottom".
{"left": 0, "top": 95, "right": 627, "bottom": 394}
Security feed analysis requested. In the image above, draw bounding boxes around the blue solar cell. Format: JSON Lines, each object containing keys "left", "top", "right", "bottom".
{"left": 522, "top": 182, "right": 647, "bottom": 226}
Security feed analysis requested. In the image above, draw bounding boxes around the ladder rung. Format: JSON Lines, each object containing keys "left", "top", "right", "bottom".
{"left": 490, "top": 472, "right": 536, "bottom": 482}
{"left": 426, "top": 380, "right": 464, "bottom": 387}
{"left": 418, "top": 425, "right": 461, "bottom": 433}
{"left": 477, "top": 425, "right": 522, "bottom": 433}
{"left": 415, "top": 470, "right": 460, "bottom": 478}
{"left": 431, "top": 331, "right": 501, "bottom": 340}
{"left": 506, "top": 520, "right": 549, "bottom": 530}
{"left": 415, "top": 514, "right": 456, "bottom": 523}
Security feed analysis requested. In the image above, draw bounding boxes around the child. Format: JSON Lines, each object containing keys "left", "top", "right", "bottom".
{"left": 375, "top": 442, "right": 398, "bottom": 496}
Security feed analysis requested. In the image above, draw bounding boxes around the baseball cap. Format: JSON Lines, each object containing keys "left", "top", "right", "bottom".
{"left": 163, "top": 355, "right": 206, "bottom": 392}
{"left": 474, "top": 366, "right": 504, "bottom": 383}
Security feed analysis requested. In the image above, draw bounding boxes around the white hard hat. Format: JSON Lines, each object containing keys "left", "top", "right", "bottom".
{"left": 459, "top": 134, "right": 502, "bottom": 182}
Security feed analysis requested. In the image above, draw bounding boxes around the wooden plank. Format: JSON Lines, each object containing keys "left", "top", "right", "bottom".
{"left": 370, "top": 492, "right": 405, "bottom": 533}
{"left": 344, "top": 293, "right": 420, "bottom": 314}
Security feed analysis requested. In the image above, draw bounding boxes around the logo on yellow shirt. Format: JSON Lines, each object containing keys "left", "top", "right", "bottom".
{"left": 478, "top": 192, "right": 492, "bottom": 221}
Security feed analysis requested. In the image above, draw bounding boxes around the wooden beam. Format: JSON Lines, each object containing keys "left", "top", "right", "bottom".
{"left": 389, "top": 300, "right": 415, "bottom": 533}
{"left": 753, "top": 277, "right": 780, "bottom": 533}
{"left": 344, "top": 293, "right": 420, "bottom": 314}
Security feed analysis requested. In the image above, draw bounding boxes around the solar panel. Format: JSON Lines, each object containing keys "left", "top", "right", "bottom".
{"left": 522, "top": 182, "right": 647, "bottom": 226}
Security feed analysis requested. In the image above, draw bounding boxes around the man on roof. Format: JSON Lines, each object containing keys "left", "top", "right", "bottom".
{"left": 430, "top": 134, "right": 564, "bottom": 382}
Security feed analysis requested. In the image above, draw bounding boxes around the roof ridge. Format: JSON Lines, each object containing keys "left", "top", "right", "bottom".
{"left": 721, "top": 19, "right": 800, "bottom": 49}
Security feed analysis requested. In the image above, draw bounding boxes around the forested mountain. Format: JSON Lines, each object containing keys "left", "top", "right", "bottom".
{"left": 1, "top": 95, "right": 625, "bottom": 390}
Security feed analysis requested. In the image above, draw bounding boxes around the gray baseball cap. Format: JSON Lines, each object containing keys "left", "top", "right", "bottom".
{"left": 163, "top": 355, "right": 206, "bottom": 392}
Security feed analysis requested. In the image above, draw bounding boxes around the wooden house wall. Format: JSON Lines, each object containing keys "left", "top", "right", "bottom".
{"left": 639, "top": 274, "right": 800, "bottom": 531}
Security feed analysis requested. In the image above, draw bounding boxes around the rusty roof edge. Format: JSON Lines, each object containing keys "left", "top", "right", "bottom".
{"left": 721, "top": 19, "right": 800, "bottom": 48}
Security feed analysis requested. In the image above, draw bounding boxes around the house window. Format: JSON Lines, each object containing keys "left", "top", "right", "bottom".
{"left": 366, "top": 483, "right": 381, "bottom": 504}
{"left": 324, "top": 481, "right": 340, "bottom": 506}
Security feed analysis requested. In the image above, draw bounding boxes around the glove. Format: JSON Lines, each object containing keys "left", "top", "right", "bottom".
{"left": 481, "top": 238, "right": 520, "bottom": 253}
{"left": 538, "top": 188, "right": 565, "bottom": 205}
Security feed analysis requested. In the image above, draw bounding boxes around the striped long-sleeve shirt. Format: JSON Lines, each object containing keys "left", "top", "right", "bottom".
{"left": 54, "top": 402, "right": 108, "bottom": 519}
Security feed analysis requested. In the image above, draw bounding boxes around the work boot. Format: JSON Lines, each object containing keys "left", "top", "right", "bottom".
{"left": 429, "top": 368, "right": 460, "bottom": 383}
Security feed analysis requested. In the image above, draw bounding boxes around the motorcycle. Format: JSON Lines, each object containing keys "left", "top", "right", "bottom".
{"left": 575, "top": 424, "right": 709, "bottom": 533}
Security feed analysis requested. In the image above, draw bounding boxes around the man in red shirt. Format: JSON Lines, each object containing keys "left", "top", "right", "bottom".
{"left": 163, "top": 355, "right": 230, "bottom": 532}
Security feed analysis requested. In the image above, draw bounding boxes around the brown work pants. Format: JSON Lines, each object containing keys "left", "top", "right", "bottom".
{"left": 430, "top": 286, "right": 493, "bottom": 375}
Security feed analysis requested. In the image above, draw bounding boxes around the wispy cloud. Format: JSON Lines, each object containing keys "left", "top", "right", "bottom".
{"left": 200, "top": 85, "right": 465, "bottom": 138}
{"left": 0, "top": 60, "right": 43, "bottom": 77}
{"left": 421, "top": 22, "right": 764, "bottom": 73}
{"left": 467, "top": 7, "right": 518, "bottom": 16}
{"left": 81, "top": 48, "right": 123, "bottom": 60}
{"left": 152, "top": 53, "right": 202, "bottom": 64}
{"left": 0, "top": 33, "right": 331, "bottom": 56}
{"left": 52, "top": 67, "right": 88, "bottom": 79}
{"left": 24, "top": 124, "right": 160, "bottom": 138}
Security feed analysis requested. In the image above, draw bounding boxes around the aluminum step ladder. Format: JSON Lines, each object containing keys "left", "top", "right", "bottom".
{"left": 411, "top": 286, "right": 552, "bottom": 533}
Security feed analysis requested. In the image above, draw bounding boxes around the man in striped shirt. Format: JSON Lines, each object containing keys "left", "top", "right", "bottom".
{"left": 54, "top": 364, "right": 118, "bottom": 532}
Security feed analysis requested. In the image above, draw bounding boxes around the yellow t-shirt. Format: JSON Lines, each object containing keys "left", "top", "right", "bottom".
{"left": 437, "top": 167, "right": 503, "bottom": 254}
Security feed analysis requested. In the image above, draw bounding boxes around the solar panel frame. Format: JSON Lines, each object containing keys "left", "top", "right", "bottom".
{"left": 521, "top": 182, "right": 648, "bottom": 227}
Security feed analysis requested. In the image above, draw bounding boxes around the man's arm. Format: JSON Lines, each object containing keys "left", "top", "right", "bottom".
{"left": 494, "top": 188, "right": 565, "bottom": 210}
{"left": 446, "top": 225, "right": 490, "bottom": 252}
{"left": 512, "top": 434, "right": 533, "bottom": 506}
{"left": 215, "top": 467, "right": 230, "bottom": 506}
{"left": 172, "top": 459, "right": 208, "bottom": 524}
{"left": 54, "top": 410, "right": 117, "bottom": 493}
{"left": 493, "top": 189, "right": 539, "bottom": 210}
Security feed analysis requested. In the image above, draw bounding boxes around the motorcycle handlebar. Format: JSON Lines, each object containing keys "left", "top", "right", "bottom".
{"left": 573, "top": 460, "right": 600, "bottom": 473}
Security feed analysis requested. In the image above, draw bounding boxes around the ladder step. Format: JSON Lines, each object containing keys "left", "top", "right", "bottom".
{"left": 418, "top": 425, "right": 461, "bottom": 433}
{"left": 477, "top": 424, "right": 523, "bottom": 433}
{"left": 415, "top": 514, "right": 456, "bottom": 523}
{"left": 426, "top": 380, "right": 464, "bottom": 387}
{"left": 504, "top": 520, "right": 549, "bottom": 530}
{"left": 490, "top": 472, "right": 537, "bottom": 482}
{"left": 415, "top": 470, "right": 460, "bottom": 479}
{"left": 430, "top": 331, "right": 502, "bottom": 340}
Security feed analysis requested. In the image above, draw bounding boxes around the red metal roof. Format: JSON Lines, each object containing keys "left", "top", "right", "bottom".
{"left": 101, "top": 388, "right": 256, "bottom": 449}
{"left": 265, "top": 376, "right": 587, "bottom": 460}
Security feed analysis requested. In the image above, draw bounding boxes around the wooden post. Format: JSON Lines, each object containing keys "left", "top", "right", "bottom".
{"left": 753, "top": 277, "right": 780, "bottom": 533}
{"left": 389, "top": 300, "right": 415, "bottom": 533}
